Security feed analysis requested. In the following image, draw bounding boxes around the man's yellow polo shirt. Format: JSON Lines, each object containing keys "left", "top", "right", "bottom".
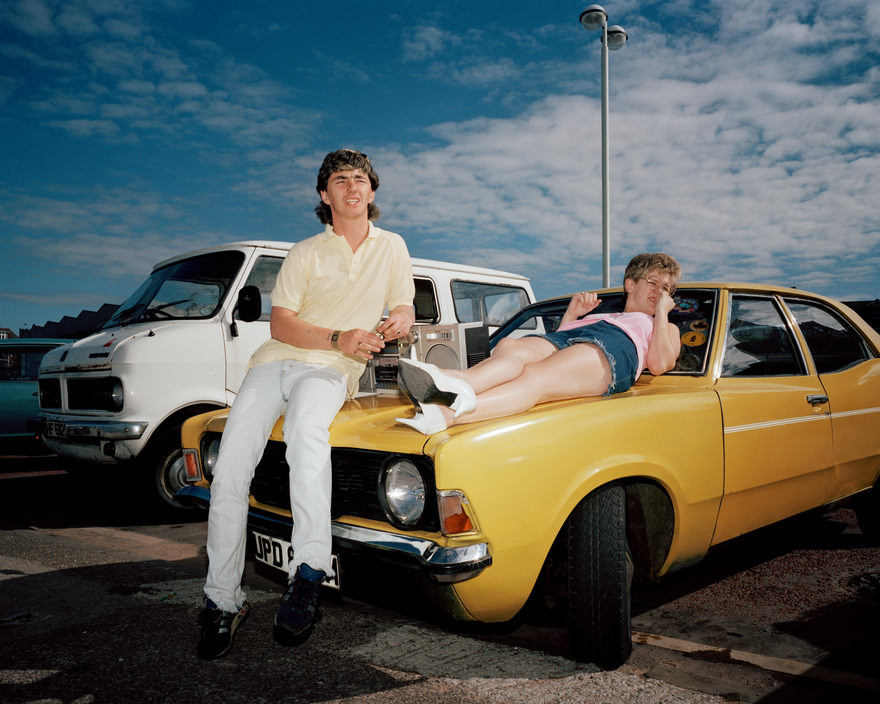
{"left": 248, "top": 222, "right": 414, "bottom": 397}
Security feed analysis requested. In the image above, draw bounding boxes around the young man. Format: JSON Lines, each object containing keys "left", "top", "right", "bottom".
{"left": 198, "top": 149, "right": 415, "bottom": 659}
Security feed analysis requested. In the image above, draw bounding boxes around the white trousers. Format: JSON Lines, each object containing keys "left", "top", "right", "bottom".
{"left": 204, "top": 360, "right": 347, "bottom": 612}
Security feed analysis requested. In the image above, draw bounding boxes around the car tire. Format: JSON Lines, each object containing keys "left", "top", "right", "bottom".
{"left": 142, "top": 427, "right": 195, "bottom": 512}
{"left": 567, "top": 483, "right": 632, "bottom": 668}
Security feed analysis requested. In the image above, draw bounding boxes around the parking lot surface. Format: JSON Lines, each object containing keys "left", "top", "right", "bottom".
{"left": 1, "top": 452, "right": 878, "bottom": 703}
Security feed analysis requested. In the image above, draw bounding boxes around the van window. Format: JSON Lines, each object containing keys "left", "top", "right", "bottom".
{"left": 104, "top": 250, "right": 245, "bottom": 329}
{"left": 414, "top": 278, "right": 439, "bottom": 323}
{"left": 451, "top": 281, "right": 530, "bottom": 327}
{"left": 238, "top": 256, "right": 284, "bottom": 321}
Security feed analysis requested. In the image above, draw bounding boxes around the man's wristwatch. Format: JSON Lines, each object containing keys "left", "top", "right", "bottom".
{"left": 330, "top": 330, "right": 341, "bottom": 350}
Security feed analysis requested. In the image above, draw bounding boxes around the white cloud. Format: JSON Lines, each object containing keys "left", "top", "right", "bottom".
{"left": 359, "top": 2, "right": 880, "bottom": 298}
{"left": 55, "top": 4, "right": 98, "bottom": 35}
{"left": 402, "top": 25, "right": 458, "bottom": 62}
{"left": 47, "top": 117, "right": 119, "bottom": 137}
{"left": 2, "top": 0, "right": 878, "bottom": 334}
{"left": 1, "top": 0, "right": 56, "bottom": 36}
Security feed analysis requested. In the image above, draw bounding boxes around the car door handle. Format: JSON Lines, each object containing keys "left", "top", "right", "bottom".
{"left": 806, "top": 394, "right": 828, "bottom": 405}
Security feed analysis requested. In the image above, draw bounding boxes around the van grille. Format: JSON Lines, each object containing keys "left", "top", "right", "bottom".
{"left": 38, "top": 379, "right": 61, "bottom": 409}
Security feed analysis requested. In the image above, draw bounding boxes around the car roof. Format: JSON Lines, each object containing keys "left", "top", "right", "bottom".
{"left": 0, "top": 338, "right": 72, "bottom": 347}
{"left": 539, "top": 282, "right": 845, "bottom": 304}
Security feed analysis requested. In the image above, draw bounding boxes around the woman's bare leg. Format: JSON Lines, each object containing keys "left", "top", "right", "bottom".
{"left": 448, "top": 343, "right": 612, "bottom": 426}
{"left": 443, "top": 336, "right": 557, "bottom": 394}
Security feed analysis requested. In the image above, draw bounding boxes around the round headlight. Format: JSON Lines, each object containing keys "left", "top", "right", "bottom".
{"left": 110, "top": 380, "right": 124, "bottom": 411}
{"left": 379, "top": 459, "right": 426, "bottom": 527}
{"left": 203, "top": 435, "right": 221, "bottom": 480}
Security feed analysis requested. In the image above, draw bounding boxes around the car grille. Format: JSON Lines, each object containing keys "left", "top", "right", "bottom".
{"left": 250, "top": 443, "right": 439, "bottom": 530}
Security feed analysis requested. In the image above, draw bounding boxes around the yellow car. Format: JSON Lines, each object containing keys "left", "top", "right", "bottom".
{"left": 178, "top": 283, "right": 880, "bottom": 668}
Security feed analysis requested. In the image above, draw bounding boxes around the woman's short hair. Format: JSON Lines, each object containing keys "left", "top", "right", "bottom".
{"left": 624, "top": 253, "right": 681, "bottom": 285}
{"left": 314, "top": 149, "right": 380, "bottom": 224}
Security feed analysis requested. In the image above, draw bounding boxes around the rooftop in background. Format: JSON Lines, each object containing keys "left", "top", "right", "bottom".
{"left": 17, "top": 303, "right": 119, "bottom": 340}
{"left": 846, "top": 300, "right": 880, "bottom": 334}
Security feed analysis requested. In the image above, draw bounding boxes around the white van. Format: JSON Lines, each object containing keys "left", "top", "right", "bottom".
{"left": 38, "top": 241, "right": 534, "bottom": 509}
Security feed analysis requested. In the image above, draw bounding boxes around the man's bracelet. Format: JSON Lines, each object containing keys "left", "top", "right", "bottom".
{"left": 330, "top": 330, "right": 341, "bottom": 350}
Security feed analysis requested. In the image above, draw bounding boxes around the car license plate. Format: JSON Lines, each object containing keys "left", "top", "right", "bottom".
{"left": 252, "top": 531, "right": 340, "bottom": 590}
{"left": 43, "top": 420, "right": 67, "bottom": 438}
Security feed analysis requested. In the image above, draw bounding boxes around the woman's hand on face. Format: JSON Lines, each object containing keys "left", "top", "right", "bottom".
{"left": 655, "top": 291, "right": 676, "bottom": 317}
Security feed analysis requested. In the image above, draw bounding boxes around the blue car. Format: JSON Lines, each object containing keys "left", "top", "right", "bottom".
{"left": 0, "top": 339, "right": 72, "bottom": 441}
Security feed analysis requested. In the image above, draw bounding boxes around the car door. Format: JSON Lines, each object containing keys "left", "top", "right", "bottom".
{"left": 784, "top": 297, "right": 880, "bottom": 499}
{"left": 0, "top": 343, "right": 57, "bottom": 437}
{"left": 712, "top": 293, "right": 833, "bottom": 545}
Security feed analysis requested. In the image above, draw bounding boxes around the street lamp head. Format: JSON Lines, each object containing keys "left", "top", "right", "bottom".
{"left": 579, "top": 5, "right": 608, "bottom": 32}
{"left": 606, "top": 25, "right": 628, "bottom": 50}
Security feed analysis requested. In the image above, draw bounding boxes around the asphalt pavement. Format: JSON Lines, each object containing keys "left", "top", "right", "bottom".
{"left": 1, "top": 450, "right": 878, "bottom": 703}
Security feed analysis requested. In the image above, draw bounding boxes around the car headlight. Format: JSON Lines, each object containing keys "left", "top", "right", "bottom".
{"left": 378, "top": 458, "right": 426, "bottom": 527}
{"left": 202, "top": 434, "right": 221, "bottom": 481}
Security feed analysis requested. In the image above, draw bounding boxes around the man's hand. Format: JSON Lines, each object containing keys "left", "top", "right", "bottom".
{"left": 337, "top": 329, "right": 385, "bottom": 359}
{"left": 376, "top": 305, "right": 415, "bottom": 342}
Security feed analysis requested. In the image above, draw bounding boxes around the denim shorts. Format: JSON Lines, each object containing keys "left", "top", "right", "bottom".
{"left": 527, "top": 320, "right": 640, "bottom": 396}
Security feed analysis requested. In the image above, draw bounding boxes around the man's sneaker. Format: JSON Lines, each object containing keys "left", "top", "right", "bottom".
{"left": 197, "top": 599, "right": 249, "bottom": 659}
{"left": 273, "top": 564, "right": 325, "bottom": 645}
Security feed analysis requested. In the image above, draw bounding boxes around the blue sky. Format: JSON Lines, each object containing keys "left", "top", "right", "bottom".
{"left": 1, "top": 0, "right": 879, "bottom": 334}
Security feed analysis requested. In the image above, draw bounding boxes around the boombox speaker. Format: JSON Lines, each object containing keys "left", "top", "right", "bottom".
{"left": 410, "top": 322, "right": 489, "bottom": 369}
{"left": 358, "top": 322, "right": 490, "bottom": 394}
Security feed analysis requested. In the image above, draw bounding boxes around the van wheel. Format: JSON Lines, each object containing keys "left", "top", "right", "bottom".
{"left": 567, "top": 483, "right": 632, "bottom": 668}
{"left": 143, "top": 428, "right": 195, "bottom": 512}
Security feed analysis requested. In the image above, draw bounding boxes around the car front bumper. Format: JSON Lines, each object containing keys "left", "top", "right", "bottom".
{"left": 176, "top": 485, "right": 492, "bottom": 584}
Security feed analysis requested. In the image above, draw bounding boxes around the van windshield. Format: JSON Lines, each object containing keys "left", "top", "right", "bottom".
{"left": 103, "top": 251, "right": 246, "bottom": 329}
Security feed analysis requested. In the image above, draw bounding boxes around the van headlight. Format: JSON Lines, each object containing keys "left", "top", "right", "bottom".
{"left": 109, "top": 379, "right": 124, "bottom": 412}
{"left": 378, "top": 458, "right": 426, "bottom": 527}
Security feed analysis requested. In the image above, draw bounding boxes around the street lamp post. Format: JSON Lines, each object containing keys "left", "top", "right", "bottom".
{"left": 580, "top": 5, "right": 627, "bottom": 288}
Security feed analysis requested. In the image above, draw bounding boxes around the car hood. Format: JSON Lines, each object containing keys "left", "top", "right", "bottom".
{"left": 328, "top": 390, "right": 614, "bottom": 456}
{"left": 329, "top": 393, "right": 436, "bottom": 455}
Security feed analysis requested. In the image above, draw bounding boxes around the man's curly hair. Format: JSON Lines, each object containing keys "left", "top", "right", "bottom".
{"left": 314, "top": 149, "right": 380, "bottom": 224}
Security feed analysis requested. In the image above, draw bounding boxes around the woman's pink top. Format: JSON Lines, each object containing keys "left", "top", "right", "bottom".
{"left": 557, "top": 312, "right": 654, "bottom": 380}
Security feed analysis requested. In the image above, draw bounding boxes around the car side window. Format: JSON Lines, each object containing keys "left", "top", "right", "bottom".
{"left": 0, "top": 347, "right": 50, "bottom": 382}
{"left": 785, "top": 299, "right": 872, "bottom": 374}
{"left": 667, "top": 290, "right": 716, "bottom": 374}
{"left": 721, "top": 295, "right": 804, "bottom": 377}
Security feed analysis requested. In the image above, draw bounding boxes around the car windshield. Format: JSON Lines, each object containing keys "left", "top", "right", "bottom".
{"left": 103, "top": 250, "right": 245, "bottom": 329}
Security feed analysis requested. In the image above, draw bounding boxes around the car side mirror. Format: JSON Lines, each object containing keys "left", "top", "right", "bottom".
{"left": 237, "top": 285, "right": 262, "bottom": 323}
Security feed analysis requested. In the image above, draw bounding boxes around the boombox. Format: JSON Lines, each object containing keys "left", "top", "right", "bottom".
{"left": 359, "top": 322, "right": 489, "bottom": 394}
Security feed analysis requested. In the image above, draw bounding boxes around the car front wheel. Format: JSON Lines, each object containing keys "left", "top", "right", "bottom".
{"left": 567, "top": 483, "right": 632, "bottom": 668}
